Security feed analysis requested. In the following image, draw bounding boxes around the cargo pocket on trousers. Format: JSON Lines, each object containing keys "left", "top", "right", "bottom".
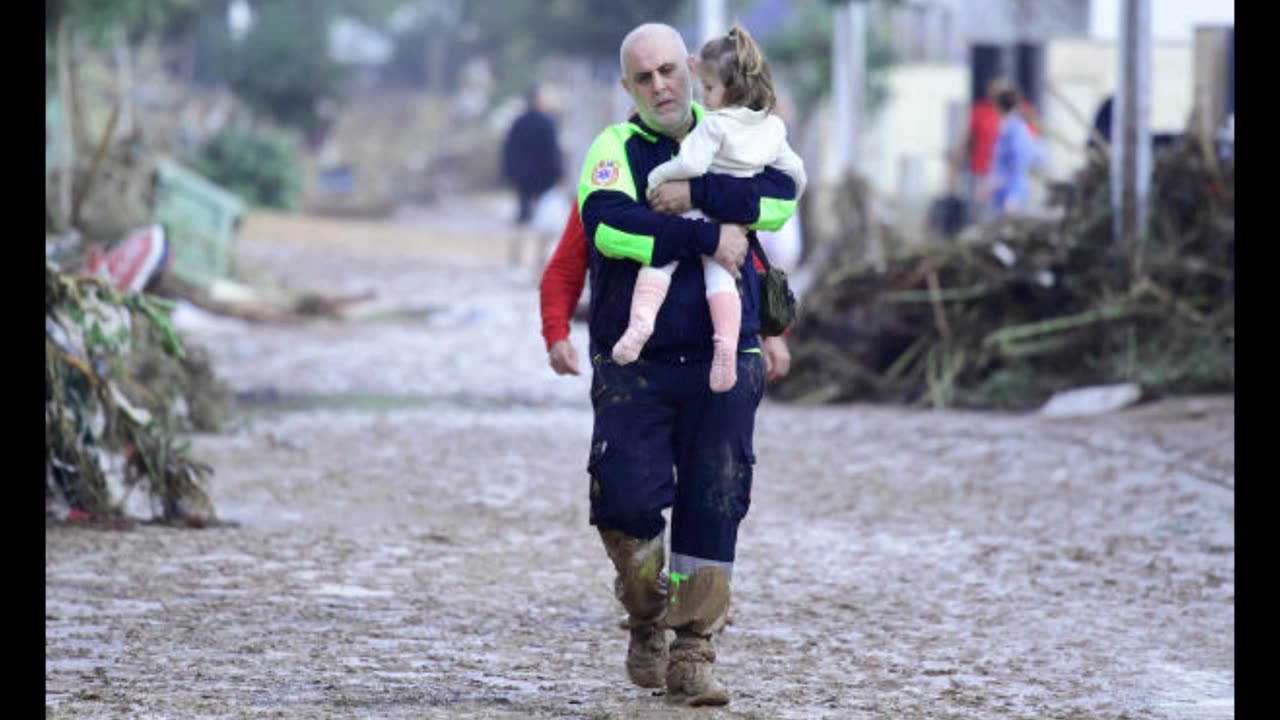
{"left": 734, "top": 435, "right": 756, "bottom": 519}
{"left": 586, "top": 438, "right": 608, "bottom": 524}
{"left": 590, "top": 365, "right": 606, "bottom": 403}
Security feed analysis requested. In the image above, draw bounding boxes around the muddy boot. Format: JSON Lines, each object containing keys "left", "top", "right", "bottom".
{"left": 626, "top": 622, "right": 669, "bottom": 689}
{"left": 599, "top": 530, "right": 669, "bottom": 688}
{"left": 663, "top": 565, "right": 732, "bottom": 706}
{"left": 666, "top": 631, "right": 730, "bottom": 706}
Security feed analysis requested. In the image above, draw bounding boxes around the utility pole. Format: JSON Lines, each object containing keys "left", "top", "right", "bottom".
{"left": 1111, "top": 0, "right": 1151, "bottom": 271}
{"left": 832, "top": 1, "right": 882, "bottom": 269}
{"left": 698, "top": 0, "right": 727, "bottom": 45}
{"left": 831, "top": 0, "right": 867, "bottom": 175}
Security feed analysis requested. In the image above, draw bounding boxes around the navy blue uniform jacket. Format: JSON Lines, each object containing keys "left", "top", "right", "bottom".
{"left": 577, "top": 106, "right": 798, "bottom": 364}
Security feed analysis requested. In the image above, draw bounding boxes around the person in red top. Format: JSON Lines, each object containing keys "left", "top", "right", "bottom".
{"left": 949, "top": 75, "right": 1011, "bottom": 221}
{"left": 540, "top": 203, "right": 590, "bottom": 375}
{"left": 540, "top": 203, "right": 791, "bottom": 381}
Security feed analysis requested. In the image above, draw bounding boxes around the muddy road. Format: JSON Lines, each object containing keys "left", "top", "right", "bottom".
{"left": 46, "top": 202, "right": 1235, "bottom": 719}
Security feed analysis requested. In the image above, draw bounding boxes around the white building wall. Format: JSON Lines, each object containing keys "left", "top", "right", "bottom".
{"left": 861, "top": 63, "right": 968, "bottom": 219}
{"left": 1090, "top": 0, "right": 1233, "bottom": 42}
{"left": 1041, "top": 36, "right": 1194, "bottom": 180}
{"left": 853, "top": 35, "right": 1194, "bottom": 224}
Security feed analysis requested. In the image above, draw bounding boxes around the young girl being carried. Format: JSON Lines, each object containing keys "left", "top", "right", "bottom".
{"left": 611, "top": 24, "right": 807, "bottom": 393}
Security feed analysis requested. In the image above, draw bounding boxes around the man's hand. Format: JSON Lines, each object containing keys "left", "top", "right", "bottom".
{"left": 761, "top": 335, "right": 791, "bottom": 381}
{"left": 646, "top": 181, "right": 693, "bottom": 215}
{"left": 713, "top": 224, "right": 748, "bottom": 279}
{"left": 548, "top": 339, "right": 580, "bottom": 376}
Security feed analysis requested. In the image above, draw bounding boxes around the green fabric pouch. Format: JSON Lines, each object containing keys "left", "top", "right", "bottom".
{"left": 748, "top": 231, "right": 797, "bottom": 337}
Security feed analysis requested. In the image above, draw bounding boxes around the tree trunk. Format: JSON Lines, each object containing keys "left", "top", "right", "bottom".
{"left": 67, "top": 26, "right": 89, "bottom": 152}
{"left": 114, "top": 27, "right": 134, "bottom": 141}
{"left": 56, "top": 17, "right": 75, "bottom": 226}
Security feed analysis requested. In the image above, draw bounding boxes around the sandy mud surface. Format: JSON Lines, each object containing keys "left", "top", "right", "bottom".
{"left": 46, "top": 204, "right": 1234, "bottom": 719}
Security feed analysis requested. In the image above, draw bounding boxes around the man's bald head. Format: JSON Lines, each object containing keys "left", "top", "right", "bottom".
{"left": 619, "top": 23, "right": 688, "bottom": 75}
{"left": 618, "top": 23, "right": 695, "bottom": 138}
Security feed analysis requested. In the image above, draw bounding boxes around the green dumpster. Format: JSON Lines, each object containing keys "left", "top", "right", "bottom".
{"left": 151, "top": 157, "right": 247, "bottom": 289}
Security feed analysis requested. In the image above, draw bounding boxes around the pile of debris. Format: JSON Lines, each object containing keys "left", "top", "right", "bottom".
{"left": 772, "top": 136, "right": 1233, "bottom": 410}
{"left": 46, "top": 260, "right": 220, "bottom": 526}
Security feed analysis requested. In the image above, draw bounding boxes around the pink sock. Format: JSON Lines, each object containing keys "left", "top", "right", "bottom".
{"left": 612, "top": 269, "right": 671, "bottom": 364}
{"left": 707, "top": 291, "right": 740, "bottom": 392}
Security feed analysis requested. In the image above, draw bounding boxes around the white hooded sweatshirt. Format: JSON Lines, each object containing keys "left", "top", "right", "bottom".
{"left": 647, "top": 106, "right": 807, "bottom": 200}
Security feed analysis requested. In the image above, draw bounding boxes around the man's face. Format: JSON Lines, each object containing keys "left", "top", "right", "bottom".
{"left": 621, "top": 30, "right": 693, "bottom": 136}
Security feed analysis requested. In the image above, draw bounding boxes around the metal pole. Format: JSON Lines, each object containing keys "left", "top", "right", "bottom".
{"left": 1111, "top": 0, "right": 1151, "bottom": 260}
{"left": 833, "top": 1, "right": 881, "bottom": 269}
{"left": 698, "top": 0, "right": 727, "bottom": 45}
{"left": 832, "top": 0, "right": 866, "bottom": 175}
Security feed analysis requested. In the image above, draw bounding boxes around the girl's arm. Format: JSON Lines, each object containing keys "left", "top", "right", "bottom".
{"left": 646, "top": 117, "right": 726, "bottom": 189}
{"left": 773, "top": 141, "right": 808, "bottom": 200}
{"left": 689, "top": 166, "right": 797, "bottom": 231}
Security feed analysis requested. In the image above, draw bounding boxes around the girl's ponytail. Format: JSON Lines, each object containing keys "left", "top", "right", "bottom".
{"left": 701, "top": 23, "right": 776, "bottom": 112}
{"left": 728, "top": 26, "right": 765, "bottom": 78}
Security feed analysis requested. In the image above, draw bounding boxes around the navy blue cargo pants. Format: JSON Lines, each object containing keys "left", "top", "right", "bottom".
{"left": 586, "top": 349, "right": 765, "bottom": 584}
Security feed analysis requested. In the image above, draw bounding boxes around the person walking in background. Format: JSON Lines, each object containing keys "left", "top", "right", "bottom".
{"left": 948, "top": 75, "right": 1011, "bottom": 223}
{"left": 1089, "top": 95, "right": 1115, "bottom": 159}
{"left": 988, "top": 86, "right": 1038, "bottom": 215}
{"left": 501, "top": 83, "right": 563, "bottom": 273}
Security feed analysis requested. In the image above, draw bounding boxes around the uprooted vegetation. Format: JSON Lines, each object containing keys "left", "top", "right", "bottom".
{"left": 774, "top": 136, "right": 1233, "bottom": 410}
{"left": 46, "top": 262, "right": 224, "bottom": 525}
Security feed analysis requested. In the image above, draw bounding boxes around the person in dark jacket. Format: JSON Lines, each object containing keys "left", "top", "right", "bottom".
{"left": 502, "top": 84, "right": 563, "bottom": 270}
{"left": 1090, "top": 95, "right": 1114, "bottom": 160}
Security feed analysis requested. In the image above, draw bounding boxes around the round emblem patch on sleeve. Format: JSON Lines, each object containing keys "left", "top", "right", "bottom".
{"left": 592, "top": 159, "right": 620, "bottom": 187}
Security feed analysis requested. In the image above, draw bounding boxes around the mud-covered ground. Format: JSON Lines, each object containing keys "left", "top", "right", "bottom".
{"left": 46, "top": 200, "right": 1235, "bottom": 719}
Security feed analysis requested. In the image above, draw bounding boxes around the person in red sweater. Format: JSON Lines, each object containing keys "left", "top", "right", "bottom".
{"left": 540, "top": 202, "right": 590, "bottom": 375}
{"left": 540, "top": 203, "right": 791, "bottom": 380}
{"left": 948, "top": 75, "right": 1009, "bottom": 221}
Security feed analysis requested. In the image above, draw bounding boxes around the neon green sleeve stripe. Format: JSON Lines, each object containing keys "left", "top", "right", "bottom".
{"left": 747, "top": 197, "right": 797, "bottom": 232}
{"left": 578, "top": 124, "right": 639, "bottom": 211}
{"left": 595, "top": 223, "right": 654, "bottom": 265}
